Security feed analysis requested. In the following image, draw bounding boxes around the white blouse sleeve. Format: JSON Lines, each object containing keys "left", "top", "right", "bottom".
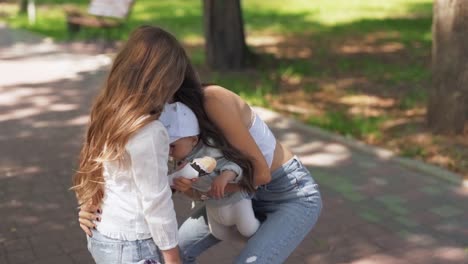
{"left": 126, "top": 121, "right": 178, "bottom": 250}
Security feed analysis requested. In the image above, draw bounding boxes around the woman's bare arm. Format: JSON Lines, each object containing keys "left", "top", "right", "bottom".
{"left": 203, "top": 85, "right": 271, "bottom": 186}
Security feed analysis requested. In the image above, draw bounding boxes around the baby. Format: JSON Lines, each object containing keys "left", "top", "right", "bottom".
{"left": 160, "top": 102, "right": 260, "bottom": 240}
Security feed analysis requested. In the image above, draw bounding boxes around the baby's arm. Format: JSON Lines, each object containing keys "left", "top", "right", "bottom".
{"left": 168, "top": 157, "right": 217, "bottom": 185}
{"left": 167, "top": 163, "right": 199, "bottom": 185}
{"left": 211, "top": 170, "right": 237, "bottom": 198}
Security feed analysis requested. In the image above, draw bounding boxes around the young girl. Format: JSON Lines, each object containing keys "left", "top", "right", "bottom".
{"left": 72, "top": 25, "right": 193, "bottom": 264}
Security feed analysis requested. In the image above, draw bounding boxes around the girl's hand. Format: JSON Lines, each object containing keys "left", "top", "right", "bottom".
{"left": 78, "top": 204, "right": 101, "bottom": 237}
{"left": 172, "top": 177, "right": 197, "bottom": 193}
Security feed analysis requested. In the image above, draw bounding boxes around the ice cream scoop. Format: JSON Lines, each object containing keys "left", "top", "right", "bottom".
{"left": 168, "top": 156, "right": 217, "bottom": 185}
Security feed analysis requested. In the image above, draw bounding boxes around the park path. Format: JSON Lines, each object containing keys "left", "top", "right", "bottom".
{"left": 1, "top": 24, "right": 467, "bottom": 263}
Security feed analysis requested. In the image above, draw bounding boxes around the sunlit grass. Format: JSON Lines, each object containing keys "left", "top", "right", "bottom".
{"left": 2, "top": 0, "right": 435, "bottom": 159}
{"left": 307, "top": 111, "right": 387, "bottom": 140}
{"left": 3, "top": 0, "right": 432, "bottom": 40}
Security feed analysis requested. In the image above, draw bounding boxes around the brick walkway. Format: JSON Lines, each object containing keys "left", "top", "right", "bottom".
{"left": 1, "top": 24, "right": 467, "bottom": 264}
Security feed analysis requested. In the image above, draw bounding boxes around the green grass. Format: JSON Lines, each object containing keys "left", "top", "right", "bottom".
{"left": 400, "top": 145, "right": 427, "bottom": 158}
{"left": 307, "top": 111, "right": 387, "bottom": 139}
{"left": 209, "top": 72, "right": 279, "bottom": 107}
{"left": 2, "top": 0, "right": 433, "bottom": 140}
{"left": 3, "top": 0, "right": 432, "bottom": 41}
{"left": 399, "top": 88, "right": 428, "bottom": 109}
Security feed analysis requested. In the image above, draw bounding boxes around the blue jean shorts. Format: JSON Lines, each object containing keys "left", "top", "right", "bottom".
{"left": 87, "top": 230, "right": 162, "bottom": 264}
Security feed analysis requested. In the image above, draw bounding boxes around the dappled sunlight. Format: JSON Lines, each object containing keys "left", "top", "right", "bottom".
{"left": 0, "top": 87, "right": 53, "bottom": 106}
{"left": 338, "top": 94, "right": 395, "bottom": 108}
{"left": 0, "top": 108, "right": 42, "bottom": 123}
{"left": 254, "top": 106, "right": 352, "bottom": 167}
{"left": 281, "top": 73, "right": 303, "bottom": 86}
{"left": 348, "top": 106, "right": 385, "bottom": 117}
{"left": 31, "top": 114, "right": 90, "bottom": 128}
{"left": 248, "top": 34, "right": 313, "bottom": 59}
{"left": 341, "top": 94, "right": 395, "bottom": 116}
{"left": 364, "top": 31, "right": 402, "bottom": 43}
{"left": 247, "top": 35, "right": 283, "bottom": 47}
{"left": 0, "top": 39, "right": 109, "bottom": 259}
{"left": 65, "top": 115, "right": 90, "bottom": 126}
{"left": 0, "top": 87, "right": 80, "bottom": 122}
{"left": 300, "top": 143, "right": 351, "bottom": 167}
{"left": 2, "top": 37, "right": 55, "bottom": 58}
{"left": 265, "top": 46, "right": 313, "bottom": 59}
{"left": 182, "top": 35, "right": 204, "bottom": 45}
{"left": 272, "top": 100, "right": 323, "bottom": 116}
{"left": 381, "top": 117, "right": 413, "bottom": 130}
{"left": 433, "top": 247, "right": 468, "bottom": 262}
{"left": 338, "top": 42, "right": 405, "bottom": 55}
{"left": 454, "top": 186, "right": 468, "bottom": 196}
{"left": 333, "top": 78, "right": 370, "bottom": 90}
{"left": 285, "top": 140, "right": 351, "bottom": 167}
{"left": 403, "top": 107, "right": 426, "bottom": 117}
{"left": 0, "top": 55, "right": 111, "bottom": 86}
{"left": 1, "top": 165, "right": 41, "bottom": 178}
{"left": 427, "top": 155, "right": 455, "bottom": 169}
{"left": 304, "top": 234, "right": 468, "bottom": 264}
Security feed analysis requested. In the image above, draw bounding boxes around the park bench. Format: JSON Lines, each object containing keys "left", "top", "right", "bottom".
{"left": 65, "top": 0, "right": 134, "bottom": 38}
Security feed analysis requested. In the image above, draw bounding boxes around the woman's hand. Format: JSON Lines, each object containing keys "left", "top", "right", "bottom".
{"left": 172, "top": 177, "right": 197, "bottom": 193}
{"left": 78, "top": 204, "right": 101, "bottom": 237}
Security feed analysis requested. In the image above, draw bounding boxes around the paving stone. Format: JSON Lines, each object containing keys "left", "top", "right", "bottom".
{"left": 0, "top": 244, "right": 7, "bottom": 264}
{"left": 420, "top": 185, "right": 444, "bottom": 195}
{"left": 358, "top": 209, "right": 382, "bottom": 223}
{"left": 32, "top": 243, "right": 63, "bottom": 258}
{"left": 0, "top": 253, "right": 7, "bottom": 264}
{"left": 35, "top": 255, "right": 75, "bottom": 264}
{"left": 433, "top": 246, "right": 468, "bottom": 263}
{"left": 376, "top": 195, "right": 406, "bottom": 206}
{"left": 4, "top": 238, "right": 30, "bottom": 253}
{"left": 394, "top": 215, "right": 419, "bottom": 228}
{"left": 430, "top": 205, "right": 464, "bottom": 218}
{"left": 347, "top": 253, "right": 411, "bottom": 264}
{"left": 0, "top": 226, "right": 18, "bottom": 243}
{"left": 6, "top": 248, "right": 35, "bottom": 263}
{"left": 70, "top": 250, "right": 94, "bottom": 264}
{"left": 60, "top": 234, "right": 88, "bottom": 254}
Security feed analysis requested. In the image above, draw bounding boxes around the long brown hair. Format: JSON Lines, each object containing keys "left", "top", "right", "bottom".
{"left": 173, "top": 79, "right": 256, "bottom": 193}
{"left": 72, "top": 26, "right": 192, "bottom": 206}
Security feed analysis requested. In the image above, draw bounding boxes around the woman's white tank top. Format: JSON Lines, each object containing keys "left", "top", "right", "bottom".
{"left": 248, "top": 111, "right": 276, "bottom": 168}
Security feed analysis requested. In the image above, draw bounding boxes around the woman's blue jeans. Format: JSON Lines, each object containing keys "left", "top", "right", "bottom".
{"left": 178, "top": 156, "right": 322, "bottom": 264}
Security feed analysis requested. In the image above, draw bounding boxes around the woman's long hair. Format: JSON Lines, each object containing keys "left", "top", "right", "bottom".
{"left": 72, "top": 26, "right": 192, "bottom": 206}
{"left": 174, "top": 75, "right": 256, "bottom": 193}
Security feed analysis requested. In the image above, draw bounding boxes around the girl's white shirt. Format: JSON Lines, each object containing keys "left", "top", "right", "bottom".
{"left": 96, "top": 120, "right": 178, "bottom": 250}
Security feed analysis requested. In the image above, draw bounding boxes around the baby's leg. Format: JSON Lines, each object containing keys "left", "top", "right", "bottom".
{"left": 206, "top": 206, "right": 240, "bottom": 241}
{"left": 209, "top": 200, "right": 260, "bottom": 237}
{"left": 231, "top": 199, "right": 260, "bottom": 237}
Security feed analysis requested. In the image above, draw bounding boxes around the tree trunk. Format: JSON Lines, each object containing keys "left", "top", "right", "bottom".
{"left": 19, "top": 0, "right": 28, "bottom": 14}
{"left": 203, "top": 0, "right": 250, "bottom": 70}
{"left": 428, "top": 0, "right": 468, "bottom": 134}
